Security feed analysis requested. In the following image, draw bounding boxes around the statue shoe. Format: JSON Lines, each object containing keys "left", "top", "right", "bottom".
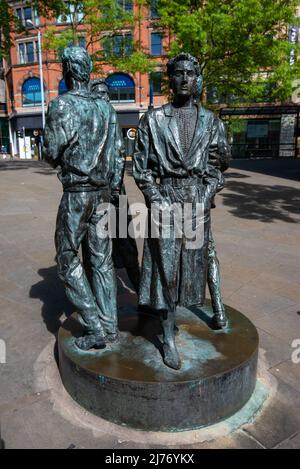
{"left": 212, "top": 310, "right": 228, "bottom": 329}
{"left": 75, "top": 333, "right": 106, "bottom": 351}
{"left": 163, "top": 343, "right": 181, "bottom": 370}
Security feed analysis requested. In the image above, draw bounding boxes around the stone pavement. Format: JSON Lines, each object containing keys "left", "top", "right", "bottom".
{"left": 0, "top": 158, "right": 300, "bottom": 449}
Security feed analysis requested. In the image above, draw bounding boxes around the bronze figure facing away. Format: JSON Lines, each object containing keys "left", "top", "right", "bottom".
{"left": 43, "top": 47, "right": 124, "bottom": 350}
{"left": 133, "top": 53, "right": 231, "bottom": 370}
{"left": 90, "top": 78, "right": 110, "bottom": 103}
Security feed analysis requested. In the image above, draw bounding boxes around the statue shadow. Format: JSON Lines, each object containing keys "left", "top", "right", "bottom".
{"left": 189, "top": 304, "right": 214, "bottom": 328}
{"left": 29, "top": 266, "right": 74, "bottom": 337}
{"left": 122, "top": 301, "right": 220, "bottom": 357}
{"left": 120, "top": 308, "right": 164, "bottom": 355}
{"left": 28, "top": 262, "right": 163, "bottom": 355}
{"left": 30, "top": 265, "right": 218, "bottom": 360}
{"left": 0, "top": 160, "right": 49, "bottom": 171}
{"left": 30, "top": 265, "right": 139, "bottom": 338}
{"left": 224, "top": 171, "right": 250, "bottom": 180}
{"left": 125, "top": 161, "right": 133, "bottom": 177}
{"left": 230, "top": 158, "right": 300, "bottom": 182}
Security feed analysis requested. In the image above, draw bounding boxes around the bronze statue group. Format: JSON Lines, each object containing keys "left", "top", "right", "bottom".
{"left": 44, "top": 47, "right": 230, "bottom": 370}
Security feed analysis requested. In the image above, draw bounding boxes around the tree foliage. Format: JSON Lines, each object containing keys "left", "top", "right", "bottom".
{"left": 2, "top": 0, "right": 300, "bottom": 103}
{"left": 156, "top": 0, "right": 300, "bottom": 103}
{"left": 41, "top": 0, "right": 156, "bottom": 74}
{"left": 0, "top": 0, "right": 18, "bottom": 60}
{"left": 0, "top": 1, "right": 64, "bottom": 60}
{"left": 0, "top": 0, "right": 156, "bottom": 74}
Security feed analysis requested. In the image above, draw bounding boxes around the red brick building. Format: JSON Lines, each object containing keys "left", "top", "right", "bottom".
{"left": 3, "top": 1, "right": 300, "bottom": 159}
{"left": 4, "top": 0, "right": 170, "bottom": 158}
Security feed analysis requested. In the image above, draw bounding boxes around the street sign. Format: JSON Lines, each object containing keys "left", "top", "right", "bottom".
{"left": 127, "top": 128, "right": 137, "bottom": 140}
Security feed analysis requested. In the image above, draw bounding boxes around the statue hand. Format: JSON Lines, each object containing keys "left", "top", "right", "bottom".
{"left": 203, "top": 177, "right": 219, "bottom": 208}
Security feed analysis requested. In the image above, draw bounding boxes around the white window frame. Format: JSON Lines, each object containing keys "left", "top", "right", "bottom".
{"left": 18, "top": 39, "right": 39, "bottom": 65}
{"left": 57, "top": 2, "right": 84, "bottom": 24}
{"left": 15, "top": 4, "right": 39, "bottom": 27}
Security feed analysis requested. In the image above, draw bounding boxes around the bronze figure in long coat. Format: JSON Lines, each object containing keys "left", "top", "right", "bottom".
{"left": 133, "top": 53, "right": 230, "bottom": 369}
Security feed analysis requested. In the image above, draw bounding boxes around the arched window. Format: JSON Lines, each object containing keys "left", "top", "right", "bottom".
{"left": 59, "top": 79, "right": 68, "bottom": 95}
{"left": 22, "top": 77, "right": 46, "bottom": 106}
{"left": 106, "top": 73, "right": 135, "bottom": 103}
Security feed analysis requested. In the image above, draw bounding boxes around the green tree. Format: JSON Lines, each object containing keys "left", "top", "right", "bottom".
{"left": 156, "top": 0, "right": 300, "bottom": 104}
{"left": 0, "top": 0, "right": 64, "bottom": 60}
{"left": 41, "top": 0, "right": 156, "bottom": 74}
{"left": 0, "top": 0, "right": 155, "bottom": 73}
{"left": 0, "top": 0, "right": 18, "bottom": 60}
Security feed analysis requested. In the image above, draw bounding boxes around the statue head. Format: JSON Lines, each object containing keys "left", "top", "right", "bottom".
{"left": 62, "top": 47, "right": 92, "bottom": 89}
{"left": 90, "top": 78, "right": 110, "bottom": 102}
{"left": 167, "top": 52, "right": 203, "bottom": 101}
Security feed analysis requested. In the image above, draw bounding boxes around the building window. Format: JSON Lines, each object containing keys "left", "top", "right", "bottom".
{"left": 59, "top": 79, "right": 68, "bottom": 95}
{"left": 19, "top": 43, "right": 25, "bottom": 64}
{"left": 106, "top": 73, "right": 135, "bottom": 102}
{"left": 18, "top": 41, "right": 38, "bottom": 64}
{"left": 15, "top": 6, "right": 39, "bottom": 27}
{"left": 150, "top": 0, "right": 160, "bottom": 18}
{"left": 24, "top": 6, "right": 33, "bottom": 23}
{"left": 102, "top": 34, "right": 133, "bottom": 58}
{"left": 26, "top": 42, "right": 35, "bottom": 63}
{"left": 57, "top": 2, "right": 84, "bottom": 24}
{"left": 117, "top": 0, "right": 133, "bottom": 12}
{"left": 78, "top": 36, "right": 86, "bottom": 49}
{"left": 22, "top": 78, "right": 46, "bottom": 107}
{"left": 151, "top": 32, "right": 163, "bottom": 56}
{"left": 150, "top": 71, "right": 163, "bottom": 95}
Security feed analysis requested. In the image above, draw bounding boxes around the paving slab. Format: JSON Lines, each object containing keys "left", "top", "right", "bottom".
{"left": 270, "top": 360, "right": 300, "bottom": 393}
{"left": 242, "top": 378, "right": 300, "bottom": 448}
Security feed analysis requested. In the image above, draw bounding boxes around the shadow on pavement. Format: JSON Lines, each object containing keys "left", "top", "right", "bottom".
{"left": 125, "top": 160, "right": 133, "bottom": 177}
{"left": 30, "top": 265, "right": 137, "bottom": 337}
{"left": 0, "top": 160, "right": 46, "bottom": 170}
{"left": 224, "top": 171, "right": 251, "bottom": 179}
{"left": 30, "top": 266, "right": 74, "bottom": 336}
{"left": 33, "top": 170, "right": 58, "bottom": 175}
{"left": 230, "top": 158, "right": 300, "bottom": 182}
{"left": 220, "top": 179, "right": 300, "bottom": 223}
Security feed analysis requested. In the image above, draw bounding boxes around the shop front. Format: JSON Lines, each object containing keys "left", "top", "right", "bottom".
{"left": 0, "top": 117, "right": 9, "bottom": 155}
{"left": 220, "top": 105, "right": 300, "bottom": 159}
{"left": 10, "top": 113, "right": 43, "bottom": 159}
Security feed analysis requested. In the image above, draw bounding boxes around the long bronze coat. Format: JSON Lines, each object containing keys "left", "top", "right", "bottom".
{"left": 133, "top": 103, "right": 230, "bottom": 311}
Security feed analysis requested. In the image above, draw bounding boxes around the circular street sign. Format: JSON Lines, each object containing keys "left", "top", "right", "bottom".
{"left": 127, "top": 128, "right": 137, "bottom": 140}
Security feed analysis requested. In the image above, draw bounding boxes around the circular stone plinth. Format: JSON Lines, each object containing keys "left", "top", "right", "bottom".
{"left": 58, "top": 304, "right": 258, "bottom": 432}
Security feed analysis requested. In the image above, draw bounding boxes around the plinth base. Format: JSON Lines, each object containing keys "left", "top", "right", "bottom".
{"left": 58, "top": 304, "right": 258, "bottom": 431}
